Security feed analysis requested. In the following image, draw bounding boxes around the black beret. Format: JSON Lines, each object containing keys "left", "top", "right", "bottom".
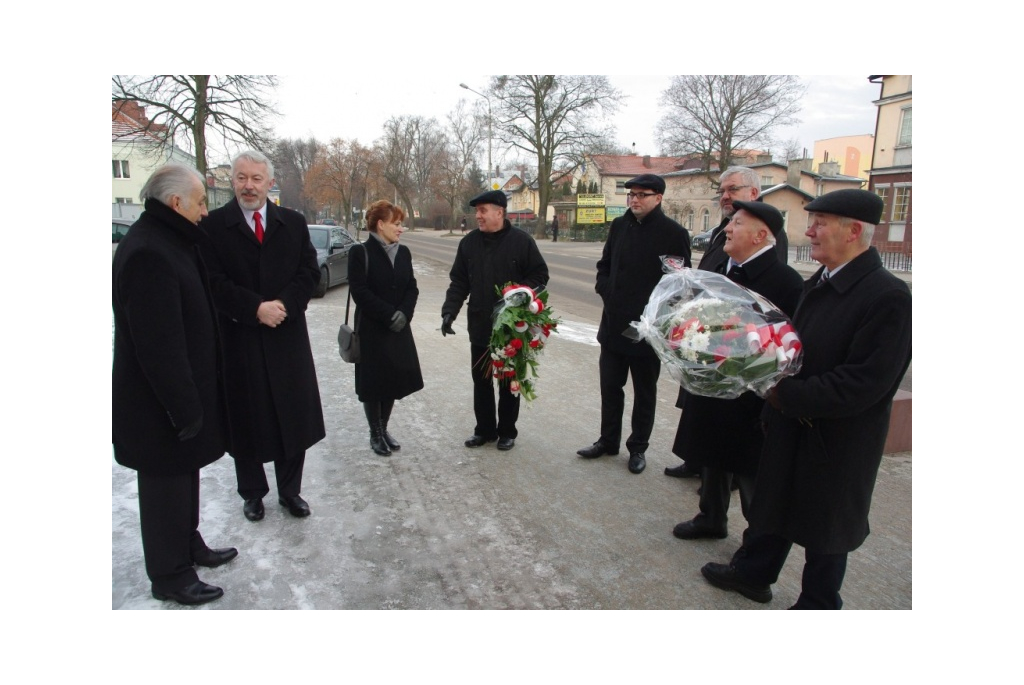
{"left": 469, "top": 190, "right": 507, "bottom": 208}
{"left": 731, "top": 200, "right": 784, "bottom": 236}
{"left": 804, "top": 189, "right": 883, "bottom": 225}
{"left": 623, "top": 173, "right": 666, "bottom": 195}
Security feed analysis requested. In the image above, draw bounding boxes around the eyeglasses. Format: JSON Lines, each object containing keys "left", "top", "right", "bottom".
{"left": 626, "top": 191, "right": 658, "bottom": 200}
{"left": 714, "top": 185, "right": 751, "bottom": 197}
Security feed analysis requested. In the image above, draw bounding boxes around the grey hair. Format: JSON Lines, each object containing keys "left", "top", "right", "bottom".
{"left": 140, "top": 163, "right": 205, "bottom": 206}
{"left": 231, "top": 149, "right": 275, "bottom": 180}
{"left": 840, "top": 216, "right": 876, "bottom": 246}
{"left": 719, "top": 166, "right": 761, "bottom": 194}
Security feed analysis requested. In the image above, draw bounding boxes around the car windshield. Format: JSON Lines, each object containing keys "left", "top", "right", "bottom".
{"left": 308, "top": 227, "right": 330, "bottom": 249}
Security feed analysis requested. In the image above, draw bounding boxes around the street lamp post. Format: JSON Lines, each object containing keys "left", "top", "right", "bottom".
{"left": 459, "top": 82, "right": 492, "bottom": 192}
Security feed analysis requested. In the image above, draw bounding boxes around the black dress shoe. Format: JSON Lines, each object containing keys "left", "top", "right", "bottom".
{"left": 700, "top": 562, "right": 773, "bottom": 603}
{"left": 627, "top": 452, "right": 646, "bottom": 474}
{"left": 496, "top": 437, "right": 515, "bottom": 451}
{"left": 664, "top": 462, "right": 700, "bottom": 478}
{"left": 192, "top": 546, "right": 239, "bottom": 568}
{"left": 152, "top": 580, "right": 224, "bottom": 606}
{"left": 672, "top": 520, "right": 728, "bottom": 540}
{"left": 577, "top": 442, "right": 619, "bottom": 458}
{"left": 465, "top": 434, "right": 497, "bottom": 448}
{"left": 279, "top": 495, "right": 311, "bottom": 517}
{"left": 243, "top": 498, "right": 264, "bottom": 521}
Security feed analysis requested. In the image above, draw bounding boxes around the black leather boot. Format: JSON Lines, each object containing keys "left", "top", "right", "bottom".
{"left": 369, "top": 422, "right": 391, "bottom": 456}
{"left": 381, "top": 420, "right": 401, "bottom": 451}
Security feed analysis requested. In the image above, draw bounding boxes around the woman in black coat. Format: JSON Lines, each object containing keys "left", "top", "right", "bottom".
{"left": 348, "top": 200, "right": 424, "bottom": 455}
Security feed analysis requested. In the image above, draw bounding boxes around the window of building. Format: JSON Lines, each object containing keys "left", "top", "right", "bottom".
{"left": 687, "top": 210, "right": 694, "bottom": 231}
{"left": 761, "top": 175, "right": 773, "bottom": 187}
{"left": 615, "top": 180, "right": 626, "bottom": 194}
{"left": 891, "top": 186, "right": 910, "bottom": 223}
{"left": 897, "top": 108, "right": 912, "bottom": 147}
{"left": 115, "top": 197, "right": 133, "bottom": 204}
{"left": 113, "top": 160, "right": 130, "bottom": 179}
{"left": 701, "top": 209, "right": 710, "bottom": 231}
{"left": 875, "top": 186, "right": 889, "bottom": 209}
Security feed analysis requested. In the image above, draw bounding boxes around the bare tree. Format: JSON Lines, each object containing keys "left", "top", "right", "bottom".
{"left": 112, "top": 75, "right": 278, "bottom": 174}
{"left": 270, "top": 137, "right": 323, "bottom": 219}
{"left": 773, "top": 137, "right": 805, "bottom": 163}
{"left": 437, "top": 100, "right": 486, "bottom": 233}
{"left": 305, "top": 138, "right": 373, "bottom": 229}
{"left": 376, "top": 116, "right": 445, "bottom": 223}
{"left": 489, "top": 75, "right": 623, "bottom": 237}
{"left": 657, "top": 75, "right": 805, "bottom": 174}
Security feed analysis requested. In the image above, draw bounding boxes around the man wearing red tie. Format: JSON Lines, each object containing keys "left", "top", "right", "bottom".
{"left": 200, "top": 150, "right": 325, "bottom": 522}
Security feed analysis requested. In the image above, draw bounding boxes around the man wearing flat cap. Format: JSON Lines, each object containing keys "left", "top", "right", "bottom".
{"left": 577, "top": 173, "right": 691, "bottom": 474}
{"left": 671, "top": 201, "right": 803, "bottom": 544}
{"left": 442, "top": 189, "right": 549, "bottom": 451}
{"left": 701, "top": 188, "right": 912, "bottom": 609}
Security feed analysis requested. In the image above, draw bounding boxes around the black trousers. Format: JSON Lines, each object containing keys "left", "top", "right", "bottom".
{"left": 235, "top": 452, "right": 305, "bottom": 501}
{"left": 732, "top": 532, "right": 849, "bottom": 609}
{"left": 471, "top": 343, "right": 520, "bottom": 439}
{"left": 137, "top": 469, "right": 205, "bottom": 592}
{"left": 696, "top": 467, "right": 755, "bottom": 531}
{"left": 598, "top": 347, "right": 662, "bottom": 453}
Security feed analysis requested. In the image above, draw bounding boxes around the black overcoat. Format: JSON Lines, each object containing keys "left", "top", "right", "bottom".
{"left": 199, "top": 199, "right": 326, "bottom": 462}
{"left": 349, "top": 238, "right": 424, "bottom": 402}
{"left": 112, "top": 199, "right": 226, "bottom": 475}
{"left": 750, "top": 248, "right": 912, "bottom": 554}
{"left": 596, "top": 205, "right": 691, "bottom": 356}
{"left": 442, "top": 221, "right": 549, "bottom": 347}
{"left": 672, "top": 248, "right": 804, "bottom": 475}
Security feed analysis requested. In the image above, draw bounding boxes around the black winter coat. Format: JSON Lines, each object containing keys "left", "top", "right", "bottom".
{"left": 672, "top": 248, "right": 804, "bottom": 475}
{"left": 750, "top": 248, "right": 912, "bottom": 553}
{"left": 349, "top": 238, "right": 424, "bottom": 402}
{"left": 596, "top": 205, "right": 691, "bottom": 356}
{"left": 442, "top": 221, "right": 549, "bottom": 346}
{"left": 112, "top": 199, "right": 226, "bottom": 475}
{"left": 199, "top": 199, "right": 326, "bottom": 462}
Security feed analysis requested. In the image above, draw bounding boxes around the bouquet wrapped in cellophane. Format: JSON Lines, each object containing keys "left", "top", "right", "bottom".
{"left": 630, "top": 264, "right": 802, "bottom": 399}
{"left": 486, "top": 283, "right": 561, "bottom": 402}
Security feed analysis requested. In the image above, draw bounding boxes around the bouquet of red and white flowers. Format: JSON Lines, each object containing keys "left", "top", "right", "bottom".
{"left": 486, "top": 283, "right": 560, "bottom": 402}
{"left": 630, "top": 265, "right": 802, "bottom": 399}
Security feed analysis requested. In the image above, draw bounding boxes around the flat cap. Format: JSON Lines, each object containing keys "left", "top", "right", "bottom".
{"left": 731, "top": 200, "right": 784, "bottom": 236}
{"left": 469, "top": 189, "right": 507, "bottom": 208}
{"left": 804, "top": 189, "right": 883, "bottom": 225}
{"left": 623, "top": 173, "right": 666, "bottom": 195}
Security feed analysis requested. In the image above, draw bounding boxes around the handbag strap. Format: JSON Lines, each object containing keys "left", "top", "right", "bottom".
{"left": 344, "top": 243, "right": 370, "bottom": 326}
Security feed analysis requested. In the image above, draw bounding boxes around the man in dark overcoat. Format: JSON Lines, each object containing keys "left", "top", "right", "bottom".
{"left": 577, "top": 174, "right": 691, "bottom": 474}
{"left": 200, "top": 150, "right": 325, "bottom": 522}
{"left": 671, "top": 202, "right": 803, "bottom": 542}
{"left": 701, "top": 189, "right": 912, "bottom": 609}
{"left": 441, "top": 190, "right": 549, "bottom": 451}
{"left": 666, "top": 166, "right": 788, "bottom": 480}
{"left": 112, "top": 163, "right": 236, "bottom": 606}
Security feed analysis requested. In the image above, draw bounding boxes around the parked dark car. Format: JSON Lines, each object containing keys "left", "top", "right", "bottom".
{"left": 308, "top": 225, "right": 355, "bottom": 297}
{"left": 691, "top": 229, "right": 714, "bottom": 251}
{"left": 112, "top": 218, "right": 133, "bottom": 243}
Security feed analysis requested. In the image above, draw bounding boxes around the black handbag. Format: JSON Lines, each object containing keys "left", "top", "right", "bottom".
{"left": 338, "top": 245, "right": 367, "bottom": 363}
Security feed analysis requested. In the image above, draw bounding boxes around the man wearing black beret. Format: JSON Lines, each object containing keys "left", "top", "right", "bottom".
{"left": 701, "top": 188, "right": 912, "bottom": 609}
{"left": 442, "top": 189, "right": 549, "bottom": 451}
{"left": 577, "top": 173, "right": 691, "bottom": 474}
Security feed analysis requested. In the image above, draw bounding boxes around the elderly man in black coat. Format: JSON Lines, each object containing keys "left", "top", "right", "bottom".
{"left": 200, "top": 150, "right": 326, "bottom": 522}
{"left": 577, "top": 174, "right": 691, "bottom": 474}
{"left": 670, "top": 202, "right": 803, "bottom": 541}
{"left": 701, "top": 189, "right": 912, "bottom": 609}
{"left": 112, "top": 163, "right": 235, "bottom": 606}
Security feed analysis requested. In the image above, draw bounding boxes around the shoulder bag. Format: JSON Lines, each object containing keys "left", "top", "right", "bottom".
{"left": 338, "top": 244, "right": 368, "bottom": 363}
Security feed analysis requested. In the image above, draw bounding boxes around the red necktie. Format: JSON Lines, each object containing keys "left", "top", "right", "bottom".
{"left": 254, "top": 211, "right": 264, "bottom": 244}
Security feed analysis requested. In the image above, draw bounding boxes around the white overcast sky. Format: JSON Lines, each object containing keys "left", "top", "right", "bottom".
{"left": 271, "top": 74, "right": 879, "bottom": 167}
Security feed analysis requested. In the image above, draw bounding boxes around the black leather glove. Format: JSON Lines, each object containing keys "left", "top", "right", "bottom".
{"left": 389, "top": 311, "right": 408, "bottom": 332}
{"left": 441, "top": 314, "right": 456, "bottom": 336}
{"left": 177, "top": 417, "right": 203, "bottom": 441}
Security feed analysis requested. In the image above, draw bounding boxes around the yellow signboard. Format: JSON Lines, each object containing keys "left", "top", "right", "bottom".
{"left": 577, "top": 207, "right": 606, "bottom": 224}
{"left": 577, "top": 194, "right": 606, "bottom": 207}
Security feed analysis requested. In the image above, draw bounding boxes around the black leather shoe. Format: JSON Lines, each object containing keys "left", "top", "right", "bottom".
{"left": 627, "top": 452, "right": 646, "bottom": 474}
{"left": 192, "top": 546, "right": 238, "bottom": 568}
{"left": 700, "top": 562, "right": 772, "bottom": 603}
{"left": 152, "top": 580, "right": 224, "bottom": 606}
{"left": 279, "top": 495, "right": 311, "bottom": 518}
{"left": 672, "top": 520, "right": 728, "bottom": 540}
{"left": 577, "top": 442, "right": 619, "bottom": 458}
{"left": 664, "top": 462, "right": 700, "bottom": 478}
{"left": 243, "top": 498, "right": 264, "bottom": 522}
{"left": 382, "top": 428, "right": 401, "bottom": 451}
{"left": 496, "top": 437, "right": 515, "bottom": 451}
{"left": 465, "top": 435, "right": 497, "bottom": 448}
